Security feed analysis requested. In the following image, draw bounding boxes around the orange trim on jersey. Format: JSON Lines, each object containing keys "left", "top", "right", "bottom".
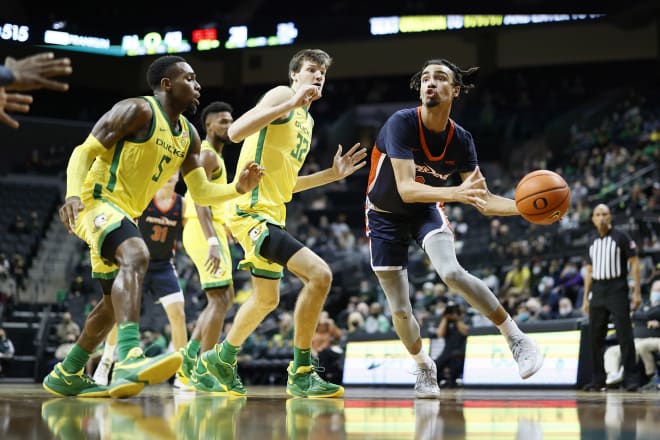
{"left": 366, "top": 144, "right": 384, "bottom": 194}
{"left": 436, "top": 202, "right": 453, "bottom": 233}
{"left": 416, "top": 106, "right": 454, "bottom": 162}
{"left": 153, "top": 194, "right": 177, "bottom": 214}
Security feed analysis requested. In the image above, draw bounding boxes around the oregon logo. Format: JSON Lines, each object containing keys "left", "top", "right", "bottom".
{"left": 533, "top": 197, "right": 548, "bottom": 210}
{"left": 546, "top": 210, "right": 561, "bottom": 221}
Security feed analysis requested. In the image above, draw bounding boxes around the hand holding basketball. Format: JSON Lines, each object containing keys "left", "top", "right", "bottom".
{"left": 515, "top": 170, "right": 570, "bottom": 225}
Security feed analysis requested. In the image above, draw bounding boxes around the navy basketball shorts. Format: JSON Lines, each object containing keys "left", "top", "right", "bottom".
{"left": 366, "top": 204, "right": 451, "bottom": 271}
{"left": 143, "top": 260, "right": 182, "bottom": 298}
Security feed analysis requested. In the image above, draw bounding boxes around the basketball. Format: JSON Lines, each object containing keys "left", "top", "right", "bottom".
{"left": 515, "top": 170, "right": 571, "bottom": 225}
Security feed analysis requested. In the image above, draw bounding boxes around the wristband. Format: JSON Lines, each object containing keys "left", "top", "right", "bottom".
{"left": 207, "top": 236, "right": 220, "bottom": 246}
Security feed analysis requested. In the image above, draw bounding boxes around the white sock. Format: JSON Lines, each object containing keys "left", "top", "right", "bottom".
{"left": 412, "top": 347, "right": 434, "bottom": 368}
{"left": 102, "top": 343, "right": 116, "bottom": 363}
{"left": 496, "top": 316, "right": 523, "bottom": 340}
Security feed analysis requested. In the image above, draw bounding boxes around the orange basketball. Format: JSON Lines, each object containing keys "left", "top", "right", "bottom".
{"left": 515, "top": 170, "right": 571, "bottom": 225}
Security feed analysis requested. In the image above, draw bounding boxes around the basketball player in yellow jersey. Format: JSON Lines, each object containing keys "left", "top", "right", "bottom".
{"left": 179, "top": 101, "right": 239, "bottom": 392}
{"left": 44, "top": 55, "right": 264, "bottom": 399}
{"left": 195, "top": 49, "right": 366, "bottom": 398}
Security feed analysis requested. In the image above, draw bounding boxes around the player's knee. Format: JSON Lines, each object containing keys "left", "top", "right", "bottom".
{"left": 309, "top": 263, "right": 333, "bottom": 290}
{"left": 439, "top": 267, "right": 465, "bottom": 288}
{"left": 118, "top": 246, "right": 150, "bottom": 275}
{"left": 207, "top": 287, "right": 234, "bottom": 309}
{"left": 392, "top": 309, "right": 411, "bottom": 321}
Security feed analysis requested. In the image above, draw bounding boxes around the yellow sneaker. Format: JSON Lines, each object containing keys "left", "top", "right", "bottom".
{"left": 109, "top": 347, "right": 182, "bottom": 399}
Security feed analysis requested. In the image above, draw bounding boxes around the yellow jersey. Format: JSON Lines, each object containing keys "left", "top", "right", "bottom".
{"left": 183, "top": 140, "right": 227, "bottom": 222}
{"left": 81, "top": 96, "right": 192, "bottom": 219}
{"left": 232, "top": 104, "right": 314, "bottom": 225}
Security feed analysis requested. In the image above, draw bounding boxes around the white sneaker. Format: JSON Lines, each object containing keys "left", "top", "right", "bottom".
{"left": 508, "top": 334, "right": 544, "bottom": 379}
{"left": 414, "top": 362, "right": 440, "bottom": 399}
{"left": 173, "top": 376, "right": 193, "bottom": 391}
{"left": 92, "top": 358, "right": 113, "bottom": 386}
{"left": 606, "top": 367, "right": 624, "bottom": 386}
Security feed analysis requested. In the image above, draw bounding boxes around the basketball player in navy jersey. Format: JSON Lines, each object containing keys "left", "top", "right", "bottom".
{"left": 93, "top": 171, "right": 190, "bottom": 388}
{"left": 365, "top": 59, "right": 544, "bottom": 398}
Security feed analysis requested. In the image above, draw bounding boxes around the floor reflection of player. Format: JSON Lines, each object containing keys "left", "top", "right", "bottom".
{"left": 286, "top": 398, "right": 345, "bottom": 440}
{"left": 172, "top": 395, "right": 246, "bottom": 439}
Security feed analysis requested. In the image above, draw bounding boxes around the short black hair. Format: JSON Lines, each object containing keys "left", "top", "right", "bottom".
{"left": 200, "top": 101, "right": 233, "bottom": 126}
{"left": 409, "top": 59, "right": 479, "bottom": 96}
{"left": 146, "top": 55, "right": 187, "bottom": 91}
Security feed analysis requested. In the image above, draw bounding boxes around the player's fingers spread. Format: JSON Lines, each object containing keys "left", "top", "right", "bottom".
{"left": 346, "top": 142, "right": 361, "bottom": 155}
{"left": 335, "top": 144, "right": 343, "bottom": 157}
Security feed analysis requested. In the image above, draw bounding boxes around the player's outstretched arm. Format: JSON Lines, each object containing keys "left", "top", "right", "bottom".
{"left": 182, "top": 126, "right": 264, "bottom": 205}
{"left": 4, "top": 52, "right": 72, "bottom": 92}
{"left": 228, "top": 85, "right": 321, "bottom": 143}
{"left": 459, "top": 168, "right": 517, "bottom": 216}
{"left": 292, "top": 142, "right": 366, "bottom": 193}
{"left": 60, "top": 98, "right": 151, "bottom": 233}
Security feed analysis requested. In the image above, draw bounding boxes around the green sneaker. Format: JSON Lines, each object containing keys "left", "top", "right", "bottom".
{"left": 286, "top": 361, "right": 344, "bottom": 398}
{"left": 178, "top": 347, "right": 196, "bottom": 386}
{"left": 200, "top": 345, "right": 247, "bottom": 396}
{"left": 109, "top": 347, "right": 182, "bottom": 399}
{"left": 42, "top": 362, "right": 110, "bottom": 397}
{"left": 190, "top": 358, "right": 225, "bottom": 393}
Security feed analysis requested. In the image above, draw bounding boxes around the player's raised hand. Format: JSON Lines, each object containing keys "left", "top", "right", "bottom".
{"left": 0, "top": 87, "right": 32, "bottom": 128}
{"left": 5, "top": 52, "right": 72, "bottom": 92}
{"left": 290, "top": 84, "right": 322, "bottom": 108}
{"left": 59, "top": 197, "right": 85, "bottom": 233}
{"left": 332, "top": 143, "right": 367, "bottom": 179}
{"left": 454, "top": 167, "right": 487, "bottom": 209}
{"left": 235, "top": 161, "right": 265, "bottom": 194}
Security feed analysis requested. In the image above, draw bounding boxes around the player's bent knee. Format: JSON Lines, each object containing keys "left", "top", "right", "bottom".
{"left": 309, "top": 264, "right": 333, "bottom": 288}
{"left": 439, "top": 268, "right": 465, "bottom": 288}
{"left": 393, "top": 310, "right": 412, "bottom": 321}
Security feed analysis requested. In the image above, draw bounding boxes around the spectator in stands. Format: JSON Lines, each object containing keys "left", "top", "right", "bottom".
{"left": 364, "top": 302, "right": 391, "bottom": 334}
{"left": 8, "top": 215, "right": 28, "bottom": 235}
{"left": 435, "top": 302, "right": 469, "bottom": 387}
{"left": 55, "top": 312, "right": 81, "bottom": 344}
{"left": 0, "top": 51, "right": 72, "bottom": 129}
{"left": 311, "top": 311, "right": 344, "bottom": 382}
{"left": 0, "top": 327, "right": 15, "bottom": 377}
{"left": 0, "top": 254, "right": 9, "bottom": 281}
{"left": 582, "top": 204, "right": 642, "bottom": 392}
{"left": 50, "top": 332, "right": 76, "bottom": 372}
{"left": 551, "top": 261, "right": 584, "bottom": 306}
{"left": 346, "top": 311, "right": 365, "bottom": 335}
{"left": 500, "top": 258, "right": 531, "bottom": 303}
{"left": 9, "top": 254, "right": 25, "bottom": 295}
{"left": 557, "top": 297, "right": 584, "bottom": 319}
{"left": 604, "top": 280, "right": 660, "bottom": 388}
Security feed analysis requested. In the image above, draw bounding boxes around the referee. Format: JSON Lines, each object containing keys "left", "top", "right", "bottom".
{"left": 582, "top": 203, "right": 642, "bottom": 391}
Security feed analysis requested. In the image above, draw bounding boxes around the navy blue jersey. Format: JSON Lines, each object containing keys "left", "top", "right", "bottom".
{"left": 138, "top": 194, "right": 184, "bottom": 263}
{"left": 366, "top": 107, "right": 478, "bottom": 215}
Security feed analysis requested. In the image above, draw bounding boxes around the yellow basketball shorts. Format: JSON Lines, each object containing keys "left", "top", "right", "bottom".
{"left": 72, "top": 198, "right": 133, "bottom": 280}
{"left": 182, "top": 218, "right": 232, "bottom": 289}
{"left": 228, "top": 216, "right": 283, "bottom": 279}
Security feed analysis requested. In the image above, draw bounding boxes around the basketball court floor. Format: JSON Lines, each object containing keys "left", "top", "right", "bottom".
{"left": 1, "top": 384, "right": 659, "bottom": 439}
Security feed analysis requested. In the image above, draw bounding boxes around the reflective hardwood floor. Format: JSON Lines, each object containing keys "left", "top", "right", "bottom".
{"left": 0, "top": 383, "right": 659, "bottom": 439}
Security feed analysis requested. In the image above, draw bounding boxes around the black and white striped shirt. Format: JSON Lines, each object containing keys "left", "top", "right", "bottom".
{"left": 587, "top": 228, "right": 638, "bottom": 281}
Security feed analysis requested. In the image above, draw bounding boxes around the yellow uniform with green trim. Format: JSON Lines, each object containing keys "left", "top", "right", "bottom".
{"left": 74, "top": 96, "right": 192, "bottom": 279}
{"left": 182, "top": 140, "right": 233, "bottom": 289}
{"left": 227, "top": 104, "right": 314, "bottom": 278}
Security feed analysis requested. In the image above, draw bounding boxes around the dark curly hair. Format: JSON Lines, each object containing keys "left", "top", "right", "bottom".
{"left": 409, "top": 59, "right": 479, "bottom": 97}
